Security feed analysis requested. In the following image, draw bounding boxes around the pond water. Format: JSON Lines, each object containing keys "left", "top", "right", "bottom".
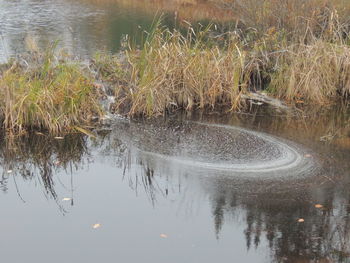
{"left": 0, "top": 0, "right": 232, "bottom": 62}
{"left": 1, "top": 107, "right": 350, "bottom": 263}
{"left": 0, "top": 0, "right": 156, "bottom": 62}
{"left": 1, "top": 0, "right": 350, "bottom": 262}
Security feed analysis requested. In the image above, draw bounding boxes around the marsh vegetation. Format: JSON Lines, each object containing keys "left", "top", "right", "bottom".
{"left": 95, "top": 4, "right": 350, "bottom": 117}
{"left": 1, "top": 0, "right": 350, "bottom": 131}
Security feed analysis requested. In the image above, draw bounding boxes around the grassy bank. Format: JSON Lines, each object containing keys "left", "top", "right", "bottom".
{"left": 104, "top": 26, "right": 253, "bottom": 116}
{"left": 94, "top": 2, "right": 350, "bottom": 116}
{"left": 1, "top": 0, "right": 350, "bottom": 133}
{"left": 0, "top": 47, "right": 102, "bottom": 134}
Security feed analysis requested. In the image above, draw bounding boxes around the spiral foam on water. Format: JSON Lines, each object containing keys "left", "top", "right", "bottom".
{"left": 113, "top": 120, "right": 317, "bottom": 179}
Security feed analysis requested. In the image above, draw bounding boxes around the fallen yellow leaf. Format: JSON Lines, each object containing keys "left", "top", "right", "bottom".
{"left": 315, "top": 204, "right": 323, "bottom": 208}
{"left": 298, "top": 218, "right": 305, "bottom": 223}
{"left": 160, "top": 234, "right": 168, "bottom": 238}
{"left": 54, "top": 136, "right": 64, "bottom": 140}
{"left": 73, "top": 126, "right": 96, "bottom": 138}
{"left": 92, "top": 223, "right": 101, "bottom": 229}
{"left": 62, "top": 197, "right": 72, "bottom": 201}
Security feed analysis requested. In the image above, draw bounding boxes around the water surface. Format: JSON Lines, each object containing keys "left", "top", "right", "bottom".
{"left": 1, "top": 107, "right": 350, "bottom": 263}
{"left": 0, "top": 0, "right": 232, "bottom": 62}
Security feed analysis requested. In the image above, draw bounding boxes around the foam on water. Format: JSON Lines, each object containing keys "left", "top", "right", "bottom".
{"left": 112, "top": 120, "right": 317, "bottom": 179}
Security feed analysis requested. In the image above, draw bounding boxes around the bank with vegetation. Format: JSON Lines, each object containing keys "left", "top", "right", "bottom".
{"left": 0, "top": 0, "right": 349, "bottom": 134}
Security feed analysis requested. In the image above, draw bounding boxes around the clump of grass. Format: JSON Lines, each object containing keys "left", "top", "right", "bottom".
{"left": 111, "top": 24, "right": 259, "bottom": 116}
{"left": 0, "top": 46, "right": 102, "bottom": 134}
{"left": 92, "top": 51, "right": 128, "bottom": 83}
{"left": 92, "top": 0, "right": 349, "bottom": 116}
{"left": 93, "top": 0, "right": 350, "bottom": 116}
{"left": 269, "top": 41, "right": 350, "bottom": 103}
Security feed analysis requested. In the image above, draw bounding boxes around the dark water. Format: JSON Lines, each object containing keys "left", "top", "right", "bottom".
{"left": 1, "top": 0, "right": 350, "bottom": 262}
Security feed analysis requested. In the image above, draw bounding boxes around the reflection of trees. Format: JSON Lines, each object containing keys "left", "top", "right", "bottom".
{"left": 207, "top": 177, "right": 350, "bottom": 262}
{"left": 126, "top": 150, "right": 350, "bottom": 262}
{"left": 113, "top": 112, "right": 350, "bottom": 263}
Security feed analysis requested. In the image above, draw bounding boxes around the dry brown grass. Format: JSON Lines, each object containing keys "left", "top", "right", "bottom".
{"left": 93, "top": 10, "right": 349, "bottom": 115}
{"left": 108, "top": 25, "right": 262, "bottom": 116}
{"left": 270, "top": 41, "right": 350, "bottom": 103}
{"left": 229, "top": 0, "right": 350, "bottom": 41}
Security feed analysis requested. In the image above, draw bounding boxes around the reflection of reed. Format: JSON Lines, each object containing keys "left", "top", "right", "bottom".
{"left": 0, "top": 133, "right": 89, "bottom": 199}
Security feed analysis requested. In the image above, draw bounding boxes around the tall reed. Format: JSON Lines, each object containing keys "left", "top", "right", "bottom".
{"left": 269, "top": 41, "right": 350, "bottom": 103}
{"left": 111, "top": 24, "right": 260, "bottom": 116}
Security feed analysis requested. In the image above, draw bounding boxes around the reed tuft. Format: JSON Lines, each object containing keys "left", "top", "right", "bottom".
{"left": 0, "top": 46, "right": 102, "bottom": 134}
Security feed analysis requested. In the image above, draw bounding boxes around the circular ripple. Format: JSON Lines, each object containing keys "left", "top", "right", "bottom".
{"left": 114, "top": 120, "right": 317, "bottom": 178}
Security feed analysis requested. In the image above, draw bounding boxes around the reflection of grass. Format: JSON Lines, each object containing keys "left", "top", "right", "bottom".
{"left": 0, "top": 133, "right": 89, "bottom": 198}
{"left": 0, "top": 44, "right": 102, "bottom": 134}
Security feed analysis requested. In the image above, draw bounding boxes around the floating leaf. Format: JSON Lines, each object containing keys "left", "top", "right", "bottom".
{"left": 160, "top": 234, "right": 168, "bottom": 238}
{"left": 62, "top": 197, "right": 72, "bottom": 201}
{"left": 92, "top": 223, "right": 101, "bottom": 229}
{"left": 298, "top": 218, "right": 305, "bottom": 223}
{"left": 74, "top": 126, "right": 96, "bottom": 138}
{"left": 315, "top": 204, "right": 323, "bottom": 208}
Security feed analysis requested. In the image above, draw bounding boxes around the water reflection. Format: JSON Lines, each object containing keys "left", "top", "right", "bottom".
{"left": 114, "top": 113, "right": 350, "bottom": 262}
{"left": 0, "top": 108, "right": 349, "bottom": 262}
{"left": 0, "top": 133, "right": 89, "bottom": 199}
